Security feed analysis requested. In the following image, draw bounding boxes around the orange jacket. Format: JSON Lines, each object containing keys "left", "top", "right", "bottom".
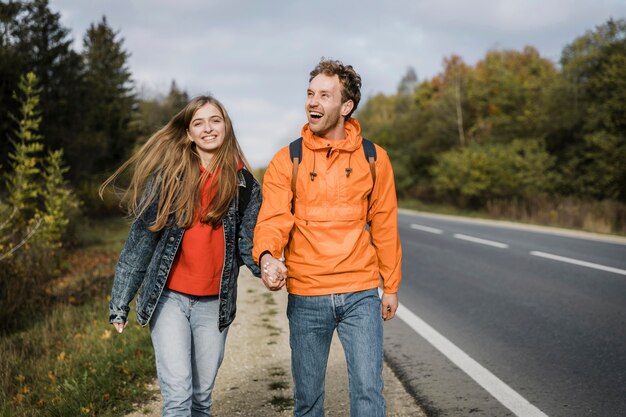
{"left": 252, "top": 119, "right": 402, "bottom": 296}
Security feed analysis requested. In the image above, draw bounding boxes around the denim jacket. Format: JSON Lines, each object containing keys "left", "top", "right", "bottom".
{"left": 109, "top": 170, "right": 261, "bottom": 332}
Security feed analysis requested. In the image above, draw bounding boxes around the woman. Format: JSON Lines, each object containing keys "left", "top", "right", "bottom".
{"left": 100, "top": 95, "right": 262, "bottom": 416}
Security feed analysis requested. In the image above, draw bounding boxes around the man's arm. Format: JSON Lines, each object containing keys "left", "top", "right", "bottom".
{"left": 367, "top": 146, "right": 402, "bottom": 318}
{"left": 252, "top": 148, "right": 294, "bottom": 274}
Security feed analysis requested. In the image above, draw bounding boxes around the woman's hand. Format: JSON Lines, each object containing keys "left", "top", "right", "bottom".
{"left": 112, "top": 322, "right": 128, "bottom": 334}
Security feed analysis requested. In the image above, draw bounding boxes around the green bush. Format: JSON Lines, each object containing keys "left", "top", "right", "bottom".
{"left": 430, "top": 139, "right": 559, "bottom": 208}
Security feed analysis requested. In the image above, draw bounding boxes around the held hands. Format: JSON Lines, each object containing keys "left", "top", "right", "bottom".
{"left": 381, "top": 293, "right": 398, "bottom": 321}
{"left": 260, "top": 253, "right": 287, "bottom": 291}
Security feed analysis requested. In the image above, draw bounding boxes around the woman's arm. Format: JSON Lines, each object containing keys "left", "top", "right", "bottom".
{"left": 109, "top": 176, "right": 161, "bottom": 327}
{"left": 238, "top": 172, "right": 262, "bottom": 277}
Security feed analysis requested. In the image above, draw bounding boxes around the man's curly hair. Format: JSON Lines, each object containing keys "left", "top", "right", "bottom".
{"left": 309, "top": 58, "right": 362, "bottom": 119}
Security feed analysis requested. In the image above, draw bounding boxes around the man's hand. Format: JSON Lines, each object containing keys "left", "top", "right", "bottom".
{"left": 381, "top": 293, "right": 398, "bottom": 321}
{"left": 260, "top": 253, "right": 287, "bottom": 291}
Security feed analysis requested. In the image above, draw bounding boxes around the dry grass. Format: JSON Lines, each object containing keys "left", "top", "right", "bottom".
{"left": 401, "top": 197, "right": 626, "bottom": 236}
{"left": 485, "top": 197, "right": 626, "bottom": 235}
{"left": 0, "top": 218, "right": 156, "bottom": 417}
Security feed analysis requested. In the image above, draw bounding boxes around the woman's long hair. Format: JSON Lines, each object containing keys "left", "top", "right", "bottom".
{"left": 99, "top": 95, "right": 250, "bottom": 231}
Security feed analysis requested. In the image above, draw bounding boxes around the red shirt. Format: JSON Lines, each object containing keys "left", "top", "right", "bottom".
{"left": 166, "top": 167, "right": 224, "bottom": 296}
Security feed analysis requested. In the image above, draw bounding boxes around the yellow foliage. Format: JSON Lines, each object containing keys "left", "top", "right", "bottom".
{"left": 81, "top": 402, "right": 95, "bottom": 414}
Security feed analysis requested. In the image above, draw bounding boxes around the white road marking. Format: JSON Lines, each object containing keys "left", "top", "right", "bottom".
{"left": 530, "top": 251, "right": 626, "bottom": 276}
{"left": 410, "top": 224, "right": 443, "bottom": 234}
{"left": 454, "top": 233, "right": 509, "bottom": 249}
{"left": 394, "top": 301, "right": 549, "bottom": 417}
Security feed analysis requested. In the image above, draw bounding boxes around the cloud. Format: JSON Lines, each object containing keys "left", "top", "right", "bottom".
{"left": 50, "top": 0, "right": 625, "bottom": 167}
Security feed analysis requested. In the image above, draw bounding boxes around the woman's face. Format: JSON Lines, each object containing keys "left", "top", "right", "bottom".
{"left": 187, "top": 102, "right": 226, "bottom": 165}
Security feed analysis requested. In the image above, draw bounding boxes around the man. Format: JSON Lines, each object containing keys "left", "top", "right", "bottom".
{"left": 253, "top": 58, "right": 402, "bottom": 417}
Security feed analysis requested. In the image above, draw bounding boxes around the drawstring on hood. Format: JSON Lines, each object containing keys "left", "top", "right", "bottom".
{"left": 310, "top": 153, "right": 317, "bottom": 181}
{"left": 306, "top": 119, "right": 361, "bottom": 182}
{"left": 309, "top": 147, "right": 353, "bottom": 181}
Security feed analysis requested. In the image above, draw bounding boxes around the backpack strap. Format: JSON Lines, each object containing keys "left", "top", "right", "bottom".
{"left": 362, "top": 138, "right": 377, "bottom": 187}
{"left": 289, "top": 138, "right": 303, "bottom": 197}
{"left": 289, "top": 138, "right": 303, "bottom": 214}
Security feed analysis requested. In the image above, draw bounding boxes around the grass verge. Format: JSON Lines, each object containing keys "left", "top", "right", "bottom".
{"left": 400, "top": 198, "right": 626, "bottom": 236}
{"left": 0, "top": 217, "right": 156, "bottom": 417}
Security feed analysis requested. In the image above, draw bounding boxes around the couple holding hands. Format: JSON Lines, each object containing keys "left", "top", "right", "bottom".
{"left": 104, "top": 58, "right": 402, "bottom": 417}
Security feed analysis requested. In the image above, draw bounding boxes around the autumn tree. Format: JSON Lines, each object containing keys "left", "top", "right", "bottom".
{"left": 465, "top": 46, "right": 558, "bottom": 143}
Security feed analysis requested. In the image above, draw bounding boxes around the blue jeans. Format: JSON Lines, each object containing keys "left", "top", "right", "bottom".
{"left": 149, "top": 289, "right": 229, "bottom": 417}
{"left": 287, "top": 288, "right": 385, "bottom": 417}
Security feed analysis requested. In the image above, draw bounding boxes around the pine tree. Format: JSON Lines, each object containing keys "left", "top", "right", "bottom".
{"left": 1, "top": 0, "right": 84, "bottom": 180}
{"left": 0, "top": 71, "right": 77, "bottom": 259}
{"left": 0, "top": 71, "right": 78, "bottom": 328}
{"left": 0, "top": 1, "right": 26, "bottom": 170}
{"left": 81, "top": 15, "right": 135, "bottom": 174}
{"left": 2, "top": 71, "right": 44, "bottom": 251}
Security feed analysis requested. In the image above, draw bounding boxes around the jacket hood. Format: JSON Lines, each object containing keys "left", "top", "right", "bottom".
{"left": 301, "top": 118, "right": 362, "bottom": 152}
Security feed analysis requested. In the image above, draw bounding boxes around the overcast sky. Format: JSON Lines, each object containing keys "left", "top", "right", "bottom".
{"left": 49, "top": 0, "right": 625, "bottom": 168}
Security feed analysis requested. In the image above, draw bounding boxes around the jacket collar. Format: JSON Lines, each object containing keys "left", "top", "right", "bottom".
{"left": 301, "top": 118, "right": 362, "bottom": 152}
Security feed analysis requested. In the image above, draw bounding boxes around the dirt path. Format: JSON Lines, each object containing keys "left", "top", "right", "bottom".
{"left": 125, "top": 269, "right": 426, "bottom": 416}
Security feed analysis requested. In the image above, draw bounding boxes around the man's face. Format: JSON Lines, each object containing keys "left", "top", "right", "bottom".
{"left": 306, "top": 74, "right": 353, "bottom": 139}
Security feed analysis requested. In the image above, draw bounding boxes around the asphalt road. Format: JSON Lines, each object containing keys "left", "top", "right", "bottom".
{"left": 384, "top": 210, "right": 626, "bottom": 417}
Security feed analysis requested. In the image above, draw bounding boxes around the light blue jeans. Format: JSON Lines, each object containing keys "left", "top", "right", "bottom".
{"left": 287, "top": 288, "right": 385, "bottom": 417}
{"left": 149, "top": 289, "right": 229, "bottom": 417}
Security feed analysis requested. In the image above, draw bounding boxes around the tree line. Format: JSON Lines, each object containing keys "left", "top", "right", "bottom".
{"left": 0, "top": 0, "right": 188, "bottom": 330}
{"left": 358, "top": 19, "right": 625, "bottom": 231}
{"left": 1, "top": 0, "right": 189, "bottom": 202}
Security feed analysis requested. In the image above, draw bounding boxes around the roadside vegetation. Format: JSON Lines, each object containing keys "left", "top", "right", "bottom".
{"left": 0, "top": 217, "right": 156, "bottom": 417}
{"left": 400, "top": 198, "right": 625, "bottom": 236}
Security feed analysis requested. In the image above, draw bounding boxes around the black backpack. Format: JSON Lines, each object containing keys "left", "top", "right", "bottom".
{"left": 236, "top": 168, "right": 254, "bottom": 267}
{"left": 237, "top": 168, "right": 254, "bottom": 219}
{"left": 288, "top": 137, "right": 377, "bottom": 213}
